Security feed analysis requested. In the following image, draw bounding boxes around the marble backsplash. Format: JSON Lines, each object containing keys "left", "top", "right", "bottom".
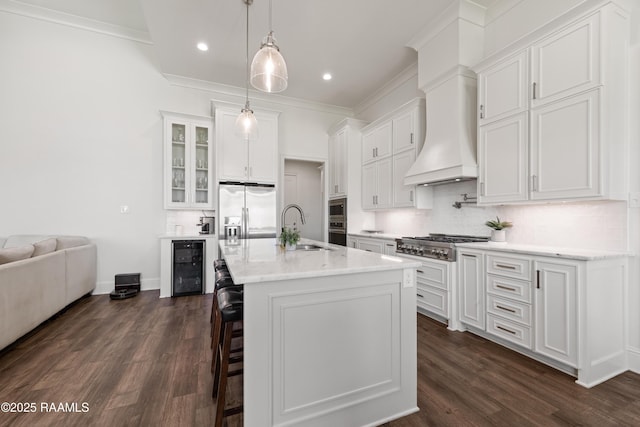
{"left": 374, "top": 181, "right": 628, "bottom": 252}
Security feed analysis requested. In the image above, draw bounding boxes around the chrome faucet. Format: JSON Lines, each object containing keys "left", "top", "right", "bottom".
{"left": 281, "top": 204, "right": 306, "bottom": 231}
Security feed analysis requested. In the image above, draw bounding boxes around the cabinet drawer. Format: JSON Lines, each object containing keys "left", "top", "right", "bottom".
{"left": 416, "top": 285, "right": 448, "bottom": 319}
{"left": 486, "top": 254, "right": 531, "bottom": 280}
{"left": 486, "top": 274, "right": 532, "bottom": 303}
{"left": 487, "top": 314, "right": 532, "bottom": 349}
{"left": 416, "top": 261, "right": 449, "bottom": 291}
{"left": 487, "top": 294, "right": 531, "bottom": 326}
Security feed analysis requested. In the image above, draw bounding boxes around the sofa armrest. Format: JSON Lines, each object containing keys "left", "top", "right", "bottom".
{"left": 65, "top": 244, "right": 97, "bottom": 302}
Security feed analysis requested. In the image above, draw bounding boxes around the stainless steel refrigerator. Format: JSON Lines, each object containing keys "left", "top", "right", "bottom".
{"left": 218, "top": 182, "right": 277, "bottom": 239}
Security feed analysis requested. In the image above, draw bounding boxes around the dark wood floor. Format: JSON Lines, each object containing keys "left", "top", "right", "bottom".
{"left": 1, "top": 291, "right": 639, "bottom": 426}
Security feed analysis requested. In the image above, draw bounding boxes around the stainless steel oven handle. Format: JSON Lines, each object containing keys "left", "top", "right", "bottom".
{"left": 328, "top": 229, "right": 346, "bottom": 234}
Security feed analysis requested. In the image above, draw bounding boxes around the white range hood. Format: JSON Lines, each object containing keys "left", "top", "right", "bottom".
{"left": 403, "top": 0, "right": 484, "bottom": 187}
{"left": 403, "top": 70, "right": 478, "bottom": 186}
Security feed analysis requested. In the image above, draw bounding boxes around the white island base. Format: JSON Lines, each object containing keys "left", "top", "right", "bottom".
{"left": 220, "top": 239, "right": 419, "bottom": 426}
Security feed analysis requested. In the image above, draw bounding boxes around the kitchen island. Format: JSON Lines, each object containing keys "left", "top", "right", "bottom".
{"left": 218, "top": 238, "right": 421, "bottom": 427}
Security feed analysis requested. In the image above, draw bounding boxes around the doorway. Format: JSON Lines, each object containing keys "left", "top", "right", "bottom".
{"left": 283, "top": 159, "right": 324, "bottom": 241}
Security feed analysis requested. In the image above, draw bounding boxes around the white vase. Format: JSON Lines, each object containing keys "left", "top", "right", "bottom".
{"left": 286, "top": 242, "right": 297, "bottom": 251}
{"left": 491, "top": 229, "right": 506, "bottom": 243}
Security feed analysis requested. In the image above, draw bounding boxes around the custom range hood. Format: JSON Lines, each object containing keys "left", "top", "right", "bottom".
{"left": 404, "top": 0, "right": 484, "bottom": 187}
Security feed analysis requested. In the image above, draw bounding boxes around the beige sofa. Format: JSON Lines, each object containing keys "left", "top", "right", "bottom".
{"left": 0, "top": 235, "right": 97, "bottom": 351}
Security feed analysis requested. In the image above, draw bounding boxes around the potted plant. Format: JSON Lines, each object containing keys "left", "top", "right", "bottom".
{"left": 279, "top": 227, "right": 300, "bottom": 250}
{"left": 485, "top": 216, "right": 512, "bottom": 243}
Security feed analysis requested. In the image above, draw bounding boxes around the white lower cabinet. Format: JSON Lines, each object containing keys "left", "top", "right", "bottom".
{"left": 347, "top": 235, "right": 395, "bottom": 255}
{"left": 534, "top": 260, "right": 577, "bottom": 366}
{"left": 457, "top": 250, "right": 485, "bottom": 330}
{"left": 357, "top": 238, "right": 384, "bottom": 254}
{"left": 456, "top": 245, "right": 627, "bottom": 387}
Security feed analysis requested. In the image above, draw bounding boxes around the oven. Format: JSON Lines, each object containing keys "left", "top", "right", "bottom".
{"left": 328, "top": 198, "right": 347, "bottom": 246}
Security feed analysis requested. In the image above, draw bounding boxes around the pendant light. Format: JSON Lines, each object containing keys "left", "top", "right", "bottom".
{"left": 235, "top": 0, "right": 259, "bottom": 141}
{"left": 250, "top": 0, "right": 288, "bottom": 93}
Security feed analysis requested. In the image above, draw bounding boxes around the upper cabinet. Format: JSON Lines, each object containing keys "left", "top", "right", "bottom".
{"left": 530, "top": 13, "right": 600, "bottom": 107}
{"left": 162, "top": 112, "right": 214, "bottom": 210}
{"left": 474, "top": 4, "right": 629, "bottom": 205}
{"left": 361, "top": 98, "right": 432, "bottom": 210}
{"left": 478, "top": 51, "right": 528, "bottom": 126}
{"left": 215, "top": 107, "right": 279, "bottom": 184}
{"left": 328, "top": 118, "right": 367, "bottom": 200}
{"left": 362, "top": 122, "right": 392, "bottom": 164}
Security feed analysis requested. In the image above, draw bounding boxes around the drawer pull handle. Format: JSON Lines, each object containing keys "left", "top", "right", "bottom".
{"left": 417, "top": 293, "right": 424, "bottom": 298}
{"left": 496, "top": 305, "right": 516, "bottom": 313}
{"left": 417, "top": 270, "right": 424, "bottom": 274}
{"left": 496, "top": 284, "right": 516, "bottom": 292}
{"left": 496, "top": 325, "right": 517, "bottom": 335}
{"left": 496, "top": 264, "right": 517, "bottom": 270}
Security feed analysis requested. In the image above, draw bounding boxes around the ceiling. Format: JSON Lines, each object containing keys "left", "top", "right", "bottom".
{"left": 15, "top": 0, "right": 495, "bottom": 109}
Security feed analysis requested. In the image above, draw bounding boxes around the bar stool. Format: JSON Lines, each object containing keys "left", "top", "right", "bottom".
{"left": 213, "top": 259, "right": 227, "bottom": 271}
{"left": 212, "top": 287, "right": 244, "bottom": 427}
{"left": 210, "top": 273, "right": 235, "bottom": 324}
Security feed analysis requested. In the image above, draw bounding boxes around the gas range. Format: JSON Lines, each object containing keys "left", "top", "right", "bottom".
{"left": 396, "top": 234, "right": 489, "bottom": 261}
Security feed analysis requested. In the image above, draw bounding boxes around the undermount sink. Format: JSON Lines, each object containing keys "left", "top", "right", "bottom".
{"left": 295, "top": 244, "right": 331, "bottom": 251}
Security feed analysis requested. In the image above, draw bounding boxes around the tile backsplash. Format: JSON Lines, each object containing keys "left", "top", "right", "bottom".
{"left": 165, "top": 210, "right": 214, "bottom": 236}
{"left": 374, "top": 181, "right": 628, "bottom": 251}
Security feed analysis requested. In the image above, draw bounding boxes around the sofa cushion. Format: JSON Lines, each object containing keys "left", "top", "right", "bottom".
{"left": 4, "top": 235, "right": 52, "bottom": 249}
{"left": 0, "top": 245, "right": 35, "bottom": 265}
{"left": 56, "top": 236, "right": 90, "bottom": 250}
{"left": 32, "top": 238, "right": 58, "bottom": 257}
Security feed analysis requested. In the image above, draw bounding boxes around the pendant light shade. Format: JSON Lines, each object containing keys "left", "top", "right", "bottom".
{"left": 235, "top": 104, "right": 258, "bottom": 141}
{"left": 236, "top": 0, "right": 258, "bottom": 141}
{"left": 250, "top": 0, "right": 288, "bottom": 93}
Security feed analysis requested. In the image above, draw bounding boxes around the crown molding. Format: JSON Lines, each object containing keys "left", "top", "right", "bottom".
{"left": 163, "top": 74, "right": 353, "bottom": 117}
{"left": 353, "top": 62, "right": 419, "bottom": 117}
{"left": 0, "top": 0, "right": 152, "bottom": 44}
{"left": 408, "top": 0, "right": 487, "bottom": 51}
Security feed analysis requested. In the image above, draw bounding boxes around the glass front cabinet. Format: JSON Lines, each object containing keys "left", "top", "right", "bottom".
{"left": 162, "top": 112, "right": 214, "bottom": 210}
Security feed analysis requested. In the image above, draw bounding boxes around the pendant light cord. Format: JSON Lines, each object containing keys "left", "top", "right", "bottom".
{"left": 269, "top": 0, "right": 273, "bottom": 32}
{"left": 245, "top": 0, "right": 250, "bottom": 108}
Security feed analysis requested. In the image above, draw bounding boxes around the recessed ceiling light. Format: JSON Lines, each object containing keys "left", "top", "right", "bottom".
{"left": 322, "top": 73, "right": 332, "bottom": 81}
{"left": 197, "top": 42, "right": 209, "bottom": 52}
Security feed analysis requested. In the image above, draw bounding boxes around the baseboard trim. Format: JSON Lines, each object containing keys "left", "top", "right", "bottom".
{"left": 628, "top": 346, "right": 640, "bottom": 373}
{"left": 93, "top": 277, "right": 160, "bottom": 295}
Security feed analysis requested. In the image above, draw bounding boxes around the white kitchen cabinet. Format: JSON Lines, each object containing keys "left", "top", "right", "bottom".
{"left": 362, "top": 157, "right": 392, "bottom": 210}
{"left": 215, "top": 107, "right": 279, "bottom": 184}
{"left": 457, "top": 249, "right": 485, "bottom": 330}
{"left": 162, "top": 112, "right": 214, "bottom": 210}
{"left": 534, "top": 260, "right": 577, "bottom": 366}
{"left": 478, "top": 112, "right": 528, "bottom": 203}
{"left": 392, "top": 150, "right": 416, "bottom": 207}
{"left": 485, "top": 253, "right": 533, "bottom": 349}
{"left": 383, "top": 241, "right": 396, "bottom": 256}
{"left": 392, "top": 108, "right": 418, "bottom": 153}
{"left": 530, "top": 13, "right": 600, "bottom": 107}
{"left": 362, "top": 121, "right": 391, "bottom": 164}
{"left": 530, "top": 89, "right": 599, "bottom": 200}
{"left": 346, "top": 235, "right": 357, "bottom": 248}
{"left": 328, "top": 127, "right": 346, "bottom": 198}
{"left": 328, "top": 119, "right": 367, "bottom": 200}
{"left": 478, "top": 51, "right": 528, "bottom": 126}
{"left": 456, "top": 243, "right": 628, "bottom": 387}
{"left": 361, "top": 98, "right": 429, "bottom": 210}
{"left": 357, "top": 238, "right": 384, "bottom": 254}
{"left": 474, "top": 3, "right": 629, "bottom": 204}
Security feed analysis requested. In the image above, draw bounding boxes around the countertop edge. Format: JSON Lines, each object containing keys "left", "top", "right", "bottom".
{"left": 456, "top": 242, "right": 630, "bottom": 261}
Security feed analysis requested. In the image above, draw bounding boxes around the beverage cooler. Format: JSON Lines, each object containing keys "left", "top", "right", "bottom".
{"left": 172, "top": 240, "right": 204, "bottom": 297}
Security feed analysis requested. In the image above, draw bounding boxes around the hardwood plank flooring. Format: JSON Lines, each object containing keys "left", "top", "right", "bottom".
{"left": 1, "top": 290, "right": 639, "bottom": 426}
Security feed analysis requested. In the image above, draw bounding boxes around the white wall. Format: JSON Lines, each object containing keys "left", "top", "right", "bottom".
{"left": 0, "top": 10, "right": 347, "bottom": 294}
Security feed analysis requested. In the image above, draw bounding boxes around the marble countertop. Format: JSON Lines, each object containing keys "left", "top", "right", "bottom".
{"left": 348, "top": 232, "right": 402, "bottom": 241}
{"left": 158, "top": 234, "right": 218, "bottom": 239}
{"left": 456, "top": 242, "right": 629, "bottom": 261}
{"left": 219, "top": 238, "right": 420, "bottom": 284}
